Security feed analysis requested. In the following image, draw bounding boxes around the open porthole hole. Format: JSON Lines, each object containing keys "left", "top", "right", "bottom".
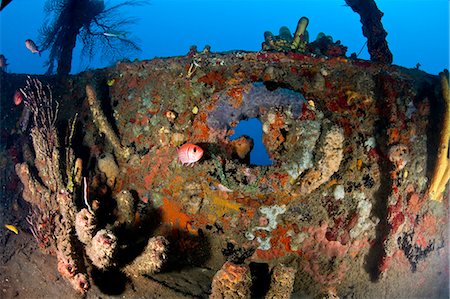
{"left": 229, "top": 118, "right": 273, "bottom": 166}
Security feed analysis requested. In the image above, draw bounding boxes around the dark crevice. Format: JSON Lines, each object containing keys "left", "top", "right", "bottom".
{"left": 364, "top": 74, "right": 393, "bottom": 281}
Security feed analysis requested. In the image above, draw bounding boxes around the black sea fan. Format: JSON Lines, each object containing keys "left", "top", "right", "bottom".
{"left": 39, "top": 0, "right": 145, "bottom": 75}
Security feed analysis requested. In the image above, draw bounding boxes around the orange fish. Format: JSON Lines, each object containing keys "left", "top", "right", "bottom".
{"left": 177, "top": 143, "right": 203, "bottom": 166}
{"left": 13, "top": 90, "right": 23, "bottom": 105}
{"left": 25, "top": 39, "right": 41, "bottom": 56}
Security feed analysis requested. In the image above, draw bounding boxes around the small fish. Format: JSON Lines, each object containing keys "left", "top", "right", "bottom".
{"left": 177, "top": 143, "right": 204, "bottom": 166}
{"left": 103, "top": 31, "right": 127, "bottom": 38}
{"left": 25, "top": 39, "right": 41, "bottom": 56}
{"left": 13, "top": 90, "right": 23, "bottom": 105}
{"left": 217, "top": 183, "right": 233, "bottom": 192}
{"left": 107, "top": 78, "right": 115, "bottom": 86}
{"left": 5, "top": 224, "right": 18, "bottom": 234}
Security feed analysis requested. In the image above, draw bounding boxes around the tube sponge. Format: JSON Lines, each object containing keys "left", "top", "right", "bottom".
{"left": 86, "top": 229, "right": 118, "bottom": 269}
{"left": 279, "top": 26, "right": 293, "bottom": 41}
{"left": 210, "top": 261, "right": 252, "bottom": 299}
{"left": 123, "top": 236, "right": 169, "bottom": 277}
{"left": 75, "top": 208, "right": 96, "bottom": 245}
{"left": 69, "top": 273, "right": 90, "bottom": 294}
{"left": 291, "top": 17, "right": 309, "bottom": 50}
{"left": 264, "top": 31, "right": 275, "bottom": 48}
{"left": 428, "top": 70, "right": 450, "bottom": 201}
{"left": 265, "top": 264, "right": 297, "bottom": 299}
{"left": 114, "top": 190, "right": 135, "bottom": 227}
{"left": 86, "top": 84, "right": 132, "bottom": 161}
{"left": 97, "top": 153, "right": 120, "bottom": 188}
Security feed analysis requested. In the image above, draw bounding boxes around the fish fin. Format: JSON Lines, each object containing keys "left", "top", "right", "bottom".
{"left": 5, "top": 224, "right": 18, "bottom": 234}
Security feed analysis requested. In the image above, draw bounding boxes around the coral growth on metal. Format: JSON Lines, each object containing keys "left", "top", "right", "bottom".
{"left": 2, "top": 47, "right": 448, "bottom": 296}
{"left": 100, "top": 50, "right": 448, "bottom": 290}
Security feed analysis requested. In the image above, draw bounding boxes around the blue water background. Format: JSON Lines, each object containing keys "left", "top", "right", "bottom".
{"left": 0, "top": 0, "right": 448, "bottom": 75}
{"left": 230, "top": 118, "right": 273, "bottom": 166}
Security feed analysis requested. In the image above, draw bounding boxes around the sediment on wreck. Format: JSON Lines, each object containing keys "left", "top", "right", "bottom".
{"left": 1, "top": 51, "right": 448, "bottom": 298}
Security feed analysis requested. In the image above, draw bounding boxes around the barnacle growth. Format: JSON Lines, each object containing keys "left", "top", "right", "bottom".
{"left": 428, "top": 70, "right": 450, "bottom": 201}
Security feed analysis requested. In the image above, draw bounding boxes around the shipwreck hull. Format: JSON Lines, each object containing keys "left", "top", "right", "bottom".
{"left": 0, "top": 51, "right": 448, "bottom": 298}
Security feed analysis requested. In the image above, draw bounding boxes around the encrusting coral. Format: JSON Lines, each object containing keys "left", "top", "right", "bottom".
{"left": 428, "top": 70, "right": 450, "bottom": 201}
{"left": 210, "top": 261, "right": 252, "bottom": 299}
{"left": 298, "top": 125, "right": 345, "bottom": 195}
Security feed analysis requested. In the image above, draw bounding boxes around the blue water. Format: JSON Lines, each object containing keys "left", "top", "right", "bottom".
{"left": 229, "top": 118, "right": 273, "bottom": 166}
{"left": 0, "top": 0, "right": 448, "bottom": 75}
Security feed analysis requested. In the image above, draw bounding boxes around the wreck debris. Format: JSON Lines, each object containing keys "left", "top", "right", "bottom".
{"left": 2, "top": 44, "right": 446, "bottom": 298}
{"left": 265, "top": 264, "right": 297, "bottom": 299}
{"left": 428, "top": 70, "right": 450, "bottom": 201}
{"left": 123, "top": 236, "right": 169, "bottom": 277}
{"left": 210, "top": 261, "right": 252, "bottom": 299}
{"left": 86, "top": 84, "right": 132, "bottom": 161}
{"left": 298, "top": 126, "right": 345, "bottom": 195}
{"left": 345, "top": 0, "right": 393, "bottom": 64}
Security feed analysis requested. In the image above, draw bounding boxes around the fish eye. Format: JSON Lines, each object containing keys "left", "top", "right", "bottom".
{"left": 193, "top": 148, "right": 197, "bottom": 152}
